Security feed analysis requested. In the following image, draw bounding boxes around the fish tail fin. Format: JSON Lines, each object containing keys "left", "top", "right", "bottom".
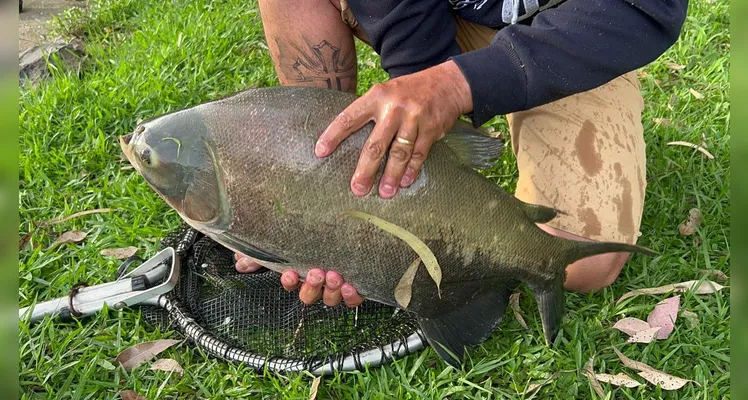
{"left": 418, "top": 282, "right": 514, "bottom": 369}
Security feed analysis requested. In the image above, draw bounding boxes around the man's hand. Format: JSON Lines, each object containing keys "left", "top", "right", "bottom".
{"left": 315, "top": 60, "right": 473, "bottom": 199}
{"left": 234, "top": 253, "right": 365, "bottom": 307}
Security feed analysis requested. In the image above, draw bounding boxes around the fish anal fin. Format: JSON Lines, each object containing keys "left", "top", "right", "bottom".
{"left": 441, "top": 120, "right": 505, "bottom": 170}
{"left": 529, "top": 277, "right": 566, "bottom": 346}
{"left": 214, "top": 231, "right": 289, "bottom": 264}
{"left": 519, "top": 201, "right": 567, "bottom": 224}
{"left": 418, "top": 284, "right": 511, "bottom": 369}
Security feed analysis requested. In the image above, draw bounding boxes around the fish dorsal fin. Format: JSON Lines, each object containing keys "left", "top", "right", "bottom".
{"left": 441, "top": 120, "right": 505, "bottom": 169}
{"left": 518, "top": 200, "right": 567, "bottom": 224}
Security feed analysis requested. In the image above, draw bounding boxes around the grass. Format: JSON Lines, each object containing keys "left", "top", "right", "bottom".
{"left": 18, "top": 0, "right": 729, "bottom": 398}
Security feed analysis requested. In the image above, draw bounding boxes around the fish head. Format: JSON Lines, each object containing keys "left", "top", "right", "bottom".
{"left": 119, "top": 109, "right": 224, "bottom": 225}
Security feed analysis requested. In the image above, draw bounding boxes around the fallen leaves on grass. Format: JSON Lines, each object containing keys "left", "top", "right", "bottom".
{"left": 38, "top": 208, "right": 112, "bottom": 227}
{"left": 647, "top": 296, "right": 680, "bottom": 339}
{"left": 678, "top": 208, "right": 703, "bottom": 235}
{"left": 520, "top": 371, "right": 571, "bottom": 396}
{"left": 510, "top": 292, "right": 528, "bottom": 329}
{"left": 101, "top": 246, "right": 139, "bottom": 259}
{"left": 115, "top": 339, "right": 182, "bottom": 371}
{"left": 595, "top": 373, "right": 643, "bottom": 388}
{"left": 613, "top": 348, "right": 695, "bottom": 390}
{"left": 652, "top": 118, "right": 671, "bottom": 127}
{"left": 19, "top": 232, "right": 31, "bottom": 250}
{"left": 666, "top": 62, "right": 686, "bottom": 71}
{"left": 667, "top": 141, "right": 715, "bottom": 159}
{"left": 682, "top": 310, "right": 699, "bottom": 328}
{"left": 46, "top": 231, "right": 87, "bottom": 250}
{"left": 613, "top": 317, "right": 651, "bottom": 336}
{"left": 616, "top": 280, "right": 725, "bottom": 304}
{"left": 689, "top": 88, "right": 705, "bottom": 100}
{"left": 697, "top": 269, "right": 728, "bottom": 282}
{"left": 119, "top": 390, "right": 147, "bottom": 400}
{"left": 309, "top": 376, "right": 322, "bottom": 400}
{"left": 150, "top": 358, "right": 183, "bottom": 375}
{"left": 583, "top": 357, "right": 606, "bottom": 398}
{"left": 626, "top": 327, "right": 662, "bottom": 344}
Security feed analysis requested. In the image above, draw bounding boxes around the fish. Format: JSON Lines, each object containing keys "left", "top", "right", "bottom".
{"left": 119, "top": 85, "right": 657, "bottom": 368}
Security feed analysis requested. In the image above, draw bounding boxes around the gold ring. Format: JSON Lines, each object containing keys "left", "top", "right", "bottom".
{"left": 396, "top": 137, "right": 414, "bottom": 146}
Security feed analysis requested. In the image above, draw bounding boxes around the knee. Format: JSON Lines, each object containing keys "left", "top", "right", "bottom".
{"left": 564, "top": 252, "right": 631, "bottom": 293}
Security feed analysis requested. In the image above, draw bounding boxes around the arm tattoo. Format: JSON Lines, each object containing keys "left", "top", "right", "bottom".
{"left": 275, "top": 39, "right": 357, "bottom": 92}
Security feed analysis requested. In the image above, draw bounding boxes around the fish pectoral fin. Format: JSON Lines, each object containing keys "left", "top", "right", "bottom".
{"left": 216, "top": 231, "right": 289, "bottom": 264}
{"left": 418, "top": 284, "right": 511, "bottom": 369}
{"left": 529, "top": 277, "right": 566, "bottom": 346}
{"left": 518, "top": 200, "right": 567, "bottom": 224}
{"left": 441, "top": 119, "right": 505, "bottom": 170}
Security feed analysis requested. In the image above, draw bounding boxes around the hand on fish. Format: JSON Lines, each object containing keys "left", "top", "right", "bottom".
{"left": 234, "top": 60, "right": 473, "bottom": 308}
{"left": 234, "top": 253, "right": 365, "bottom": 307}
{"left": 315, "top": 60, "right": 473, "bottom": 199}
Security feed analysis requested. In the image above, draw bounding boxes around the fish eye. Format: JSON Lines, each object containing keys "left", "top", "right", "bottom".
{"left": 140, "top": 147, "right": 152, "bottom": 166}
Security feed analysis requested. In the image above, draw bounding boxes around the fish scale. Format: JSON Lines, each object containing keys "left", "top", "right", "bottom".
{"left": 120, "top": 85, "right": 657, "bottom": 369}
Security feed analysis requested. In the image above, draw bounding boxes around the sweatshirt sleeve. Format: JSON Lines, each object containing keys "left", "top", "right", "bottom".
{"left": 450, "top": 0, "right": 690, "bottom": 126}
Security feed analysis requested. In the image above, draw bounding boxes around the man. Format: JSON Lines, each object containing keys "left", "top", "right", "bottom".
{"left": 234, "top": 0, "right": 688, "bottom": 308}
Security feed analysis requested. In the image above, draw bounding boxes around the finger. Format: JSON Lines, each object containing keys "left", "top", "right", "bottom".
{"left": 299, "top": 268, "right": 325, "bottom": 304}
{"left": 322, "top": 271, "right": 343, "bottom": 307}
{"left": 350, "top": 114, "right": 400, "bottom": 197}
{"left": 399, "top": 134, "right": 435, "bottom": 188}
{"left": 281, "top": 270, "right": 301, "bottom": 291}
{"left": 235, "top": 255, "right": 264, "bottom": 273}
{"left": 379, "top": 120, "right": 417, "bottom": 199}
{"left": 316, "top": 94, "right": 377, "bottom": 158}
{"left": 341, "top": 283, "right": 365, "bottom": 308}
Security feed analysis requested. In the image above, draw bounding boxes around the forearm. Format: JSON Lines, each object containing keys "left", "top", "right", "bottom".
{"left": 450, "top": 0, "right": 689, "bottom": 126}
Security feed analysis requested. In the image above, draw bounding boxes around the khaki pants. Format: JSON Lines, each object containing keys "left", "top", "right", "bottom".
{"left": 341, "top": 5, "right": 647, "bottom": 245}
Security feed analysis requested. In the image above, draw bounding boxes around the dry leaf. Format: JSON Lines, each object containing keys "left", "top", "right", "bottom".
{"left": 626, "top": 327, "right": 662, "bottom": 344}
{"left": 38, "top": 208, "right": 112, "bottom": 227}
{"left": 677, "top": 208, "right": 702, "bottom": 236}
{"left": 666, "top": 62, "right": 686, "bottom": 71}
{"left": 697, "top": 269, "right": 728, "bottom": 282}
{"left": 101, "top": 246, "right": 139, "bottom": 259}
{"left": 647, "top": 296, "right": 680, "bottom": 339}
{"left": 583, "top": 357, "right": 606, "bottom": 398}
{"left": 364, "top": 60, "right": 375, "bottom": 68}
{"left": 689, "top": 88, "right": 704, "bottom": 100}
{"left": 119, "top": 390, "right": 148, "bottom": 400}
{"left": 613, "top": 317, "right": 651, "bottom": 336}
{"left": 667, "top": 141, "right": 715, "bottom": 159}
{"left": 595, "top": 373, "right": 643, "bottom": 388}
{"left": 681, "top": 310, "right": 699, "bottom": 328}
{"left": 19, "top": 232, "right": 31, "bottom": 251}
{"left": 150, "top": 358, "right": 183, "bottom": 375}
{"left": 519, "top": 371, "right": 570, "bottom": 396}
{"left": 652, "top": 118, "right": 671, "bottom": 127}
{"left": 510, "top": 292, "right": 528, "bottom": 329}
{"left": 394, "top": 258, "right": 420, "bottom": 309}
{"left": 121, "top": 165, "right": 135, "bottom": 170}
{"left": 309, "top": 376, "right": 321, "bottom": 400}
{"left": 616, "top": 280, "right": 725, "bottom": 304}
{"left": 637, "top": 370, "right": 694, "bottom": 390}
{"left": 613, "top": 348, "right": 695, "bottom": 390}
{"left": 46, "top": 231, "right": 87, "bottom": 250}
{"left": 115, "top": 340, "right": 182, "bottom": 371}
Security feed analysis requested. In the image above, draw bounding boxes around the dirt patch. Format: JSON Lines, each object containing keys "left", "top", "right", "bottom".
{"left": 19, "top": 0, "right": 86, "bottom": 53}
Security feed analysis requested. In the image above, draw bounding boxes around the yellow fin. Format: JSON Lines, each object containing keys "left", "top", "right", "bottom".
{"left": 341, "top": 211, "right": 442, "bottom": 297}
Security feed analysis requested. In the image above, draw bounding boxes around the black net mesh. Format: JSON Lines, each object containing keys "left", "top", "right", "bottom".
{"left": 137, "top": 224, "right": 423, "bottom": 372}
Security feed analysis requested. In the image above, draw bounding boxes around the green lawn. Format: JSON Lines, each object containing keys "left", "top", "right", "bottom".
{"left": 18, "top": 0, "right": 730, "bottom": 398}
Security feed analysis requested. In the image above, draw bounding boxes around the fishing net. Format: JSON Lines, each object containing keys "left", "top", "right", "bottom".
{"left": 133, "top": 223, "right": 426, "bottom": 374}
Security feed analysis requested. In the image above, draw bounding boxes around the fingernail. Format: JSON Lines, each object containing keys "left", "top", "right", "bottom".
{"left": 310, "top": 272, "right": 323, "bottom": 285}
{"left": 381, "top": 183, "right": 395, "bottom": 197}
{"left": 400, "top": 173, "right": 413, "bottom": 187}
{"left": 352, "top": 181, "right": 368, "bottom": 195}
{"left": 315, "top": 141, "right": 329, "bottom": 157}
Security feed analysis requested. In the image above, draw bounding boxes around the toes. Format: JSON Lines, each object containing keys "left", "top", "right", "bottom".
{"left": 341, "top": 283, "right": 364, "bottom": 308}
{"left": 323, "top": 271, "right": 343, "bottom": 306}
{"left": 299, "top": 268, "right": 325, "bottom": 304}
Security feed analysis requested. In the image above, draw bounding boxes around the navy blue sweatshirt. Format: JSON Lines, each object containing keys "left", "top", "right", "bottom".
{"left": 347, "top": 0, "right": 689, "bottom": 127}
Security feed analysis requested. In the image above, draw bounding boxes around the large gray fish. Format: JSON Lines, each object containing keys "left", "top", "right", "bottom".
{"left": 120, "top": 86, "right": 656, "bottom": 368}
